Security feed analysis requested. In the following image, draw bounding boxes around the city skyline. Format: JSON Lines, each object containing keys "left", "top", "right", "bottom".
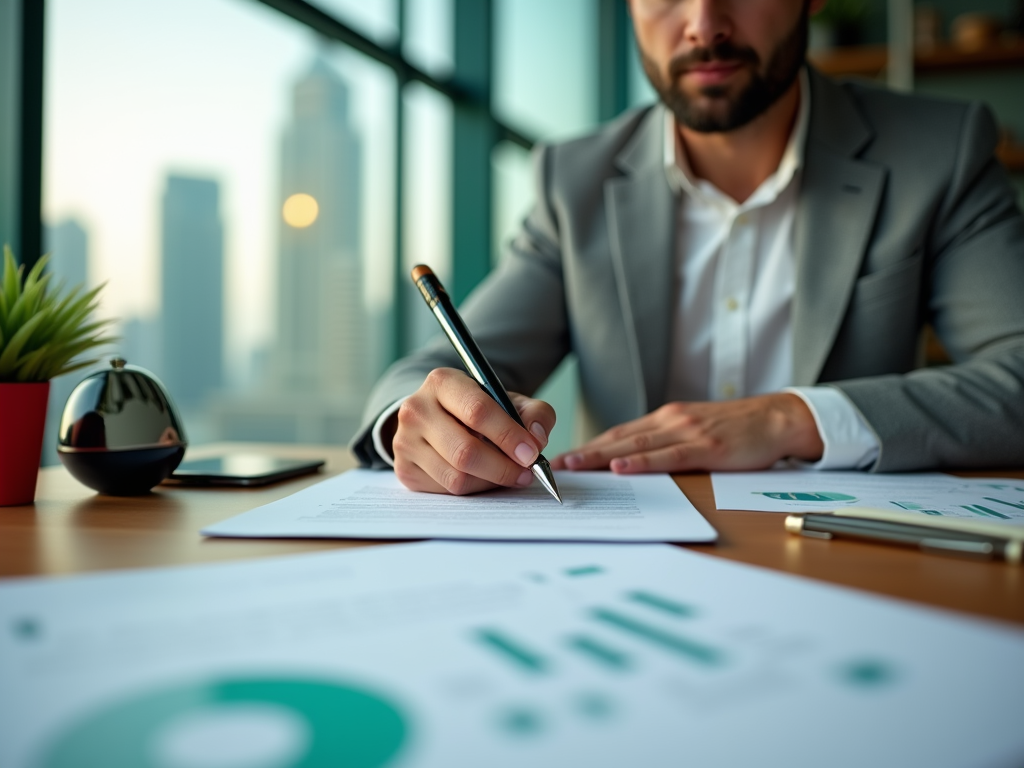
{"left": 42, "top": 0, "right": 400, "bottom": 391}
{"left": 42, "top": 56, "right": 377, "bottom": 449}
{"left": 274, "top": 57, "right": 368, "bottom": 399}
{"left": 209, "top": 56, "right": 376, "bottom": 444}
{"left": 39, "top": 0, "right": 602, "bottom": 451}
{"left": 160, "top": 175, "right": 225, "bottom": 411}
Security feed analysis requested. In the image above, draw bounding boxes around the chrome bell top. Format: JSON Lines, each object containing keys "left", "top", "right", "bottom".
{"left": 58, "top": 358, "right": 187, "bottom": 452}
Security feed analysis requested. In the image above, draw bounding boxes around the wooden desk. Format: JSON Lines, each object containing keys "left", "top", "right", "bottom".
{"left": 2, "top": 443, "right": 1020, "bottom": 626}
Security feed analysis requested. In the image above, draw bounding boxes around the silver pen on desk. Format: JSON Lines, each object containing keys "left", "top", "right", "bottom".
{"left": 410, "top": 265, "right": 562, "bottom": 503}
{"left": 785, "top": 513, "right": 1023, "bottom": 563}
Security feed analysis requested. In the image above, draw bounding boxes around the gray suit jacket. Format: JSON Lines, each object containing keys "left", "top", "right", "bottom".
{"left": 353, "top": 68, "right": 1024, "bottom": 472}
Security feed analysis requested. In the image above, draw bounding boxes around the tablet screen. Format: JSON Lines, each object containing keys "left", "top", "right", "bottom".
{"left": 168, "top": 455, "right": 325, "bottom": 486}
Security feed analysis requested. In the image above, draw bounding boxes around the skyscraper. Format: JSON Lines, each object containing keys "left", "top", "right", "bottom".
{"left": 274, "top": 57, "right": 367, "bottom": 399}
{"left": 41, "top": 218, "right": 92, "bottom": 466}
{"left": 44, "top": 219, "right": 88, "bottom": 289}
{"left": 207, "top": 57, "right": 369, "bottom": 444}
{"left": 160, "top": 175, "right": 224, "bottom": 410}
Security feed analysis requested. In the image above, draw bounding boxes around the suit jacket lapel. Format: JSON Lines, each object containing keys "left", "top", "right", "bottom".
{"left": 605, "top": 107, "right": 676, "bottom": 416}
{"left": 793, "top": 69, "right": 886, "bottom": 385}
{"left": 601, "top": 74, "right": 884, "bottom": 403}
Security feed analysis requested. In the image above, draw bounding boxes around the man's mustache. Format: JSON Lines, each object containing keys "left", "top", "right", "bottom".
{"left": 667, "top": 42, "right": 760, "bottom": 80}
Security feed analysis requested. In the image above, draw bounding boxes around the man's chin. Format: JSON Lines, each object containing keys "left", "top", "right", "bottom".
{"left": 677, "top": 113, "right": 736, "bottom": 134}
{"left": 668, "top": 94, "right": 735, "bottom": 131}
{"left": 667, "top": 75, "right": 775, "bottom": 133}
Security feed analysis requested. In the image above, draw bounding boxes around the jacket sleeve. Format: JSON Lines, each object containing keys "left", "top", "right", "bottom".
{"left": 832, "top": 102, "right": 1024, "bottom": 471}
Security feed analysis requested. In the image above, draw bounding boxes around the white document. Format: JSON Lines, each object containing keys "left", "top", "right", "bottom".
{"left": 202, "top": 469, "right": 717, "bottom": 543}
{"left": 712, "top": 470, "right": 1024, "bottom": 523}
{"left": 2, "top": 541, "right": 1023, "bottom": 768}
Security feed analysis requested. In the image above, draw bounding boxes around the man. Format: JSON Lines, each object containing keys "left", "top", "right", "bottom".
{"left": 351, "top": 0, "right": 1024, "bottom": 495}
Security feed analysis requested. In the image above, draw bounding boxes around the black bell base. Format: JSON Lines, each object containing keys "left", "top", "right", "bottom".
{"left": 58, "top": 445, "right": 186, "bottom": 496}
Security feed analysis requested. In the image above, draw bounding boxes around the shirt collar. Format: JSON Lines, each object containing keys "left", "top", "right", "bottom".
{"left": 663, "top": 66, "right": 811, "bottom": 208}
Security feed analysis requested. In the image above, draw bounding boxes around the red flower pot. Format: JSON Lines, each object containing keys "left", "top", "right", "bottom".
{"left": 0, "top": 381, "right": 50, "bottom": 506}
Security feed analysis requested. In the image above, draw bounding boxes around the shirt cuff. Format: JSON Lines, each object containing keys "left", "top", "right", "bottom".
{"left": 783, "top": 386, "right": 880, "bottom": 470}
{"left": 371, "top": 398, "right": 407, "bottom": 468}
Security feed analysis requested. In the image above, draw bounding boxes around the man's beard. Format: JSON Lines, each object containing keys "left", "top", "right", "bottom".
{"left": 640, "top": 9, "right": 808, "bottom": 133}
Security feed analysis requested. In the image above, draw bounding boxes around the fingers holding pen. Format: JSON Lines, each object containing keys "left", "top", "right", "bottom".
{"left": 394, "top": 438, "right": 527, "bottom": 496}
{"left": 510, "top": 393, "right": 556, "bottom": 452}
{"left": 426, "top": 368, "right": 543, "bottom": 466}
{"left": 395, "top": 401, "right": 532, "bottom": 494}
{"left": 392, "top": 451, "right": 451, "bottom": 495}
{"left": 392, "top": 368, "right": 542, "bottom": 494}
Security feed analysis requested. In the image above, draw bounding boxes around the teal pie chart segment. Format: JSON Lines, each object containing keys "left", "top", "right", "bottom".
{"left": 39, "top": 677, "right": 409, "bottom": 768}
{"left": 755, "top": 491, "right": 857, "bottom": 502}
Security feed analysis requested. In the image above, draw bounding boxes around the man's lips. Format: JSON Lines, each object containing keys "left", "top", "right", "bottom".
{"left": 681, "top": 60, "right": 744, "bottom": 85}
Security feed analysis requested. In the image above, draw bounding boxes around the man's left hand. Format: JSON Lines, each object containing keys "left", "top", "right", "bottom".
{"left": 551, "top": 393, "right": 824, "bottom": 473}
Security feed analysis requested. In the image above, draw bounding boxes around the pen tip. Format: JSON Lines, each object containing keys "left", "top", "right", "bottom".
{"left": 532, "top": 458, "right": 561, "bottom": 504}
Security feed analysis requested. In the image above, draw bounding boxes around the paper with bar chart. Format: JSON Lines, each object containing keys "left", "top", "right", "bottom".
{"left": 712, "top": 470, "right": 1024, "bottom": 523}
{"left": 2, "top": 541, "right": 1023, "bottom": 768}
{"left": 202, "top": 469, "right": 717, "bottom": 542}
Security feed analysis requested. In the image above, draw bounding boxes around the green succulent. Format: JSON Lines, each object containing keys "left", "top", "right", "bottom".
{"left": 0, "top": 244, "right": 116, "bottom": 382}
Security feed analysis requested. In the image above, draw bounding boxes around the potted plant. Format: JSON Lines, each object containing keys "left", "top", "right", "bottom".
{"left": 0, "top": 245, "right": 114, "bottom": 505}
{"left": 810, "top": 0, "right": 867, "bottom": 50}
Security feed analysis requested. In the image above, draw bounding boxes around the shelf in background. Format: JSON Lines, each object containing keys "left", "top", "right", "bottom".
{"left": 810, "top": 45, "right": 888, "bottom": 77}
{"left": 810, "top": 39, "right": 1024, "bottom": 78}
{"left": 997, "top": 139, "right": 1024, "bottom": 173}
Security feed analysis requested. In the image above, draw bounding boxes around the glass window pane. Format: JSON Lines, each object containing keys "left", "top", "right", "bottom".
{"left": 311, "top": 0, "right": 399, "bottom": 48}
{"left": 491, "top": 141, "right": 531, "bottom": 270}
{"left": 493, "top": 0, "right": 598, "bottom": 141}
{"left": 402, "top": 83, "right": 452, "bottom": 352}
{"left": 404, "top": 0, "right": 454, "bottom": 78}
{"left": 43, "top": 0, "right": 396, "bottom": 458}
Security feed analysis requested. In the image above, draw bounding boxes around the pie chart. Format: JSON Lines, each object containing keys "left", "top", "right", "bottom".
{"left": 38, "top": 677, "right": 409, "bottom": 768}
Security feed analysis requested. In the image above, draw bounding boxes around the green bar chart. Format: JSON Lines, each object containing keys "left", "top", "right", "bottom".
{"left": 565, "top": 565, "right": 604, "bottom": 578}
{"left": 627, "top": 590, "right": 694, "bottom": 618}
{"left": 567, "top": 635, "right": 632, "bottom": 671}
{"left": 476, "top": 629, "right": 549, "bottom": 674}
{"left": 590, "top": 608, "right": 726, "bottom": 668}
{"left": 961, "top": 504, "right": 1011, "bottom": 520}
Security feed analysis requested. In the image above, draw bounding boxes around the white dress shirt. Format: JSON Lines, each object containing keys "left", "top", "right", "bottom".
{"left": 664, "top": 69, "right": 878, "bottom": 469}
{"left": 373, "top": 70, "right": 880, "bottom": 470}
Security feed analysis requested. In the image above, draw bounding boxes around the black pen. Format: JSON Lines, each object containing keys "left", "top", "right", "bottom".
{"left": 411, "top": 265, "right": 562, "bottom": 503}
{"left": 785, "top": 513, "right": 1023, "bottom": 562}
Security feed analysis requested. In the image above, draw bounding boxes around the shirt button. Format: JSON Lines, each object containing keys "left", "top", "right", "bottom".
{"left": 722, "top": 383, "right": 736, "bottom": 398}
{"left": 735, "top": 213, "right": 750, "bottom": 227}
{"left": 725, "top": 297, "right": 739, "bottom": 312}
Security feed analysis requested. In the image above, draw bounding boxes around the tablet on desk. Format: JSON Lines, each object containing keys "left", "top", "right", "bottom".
{"left": 165, "top": 454, "right": 325, "bottom": 487}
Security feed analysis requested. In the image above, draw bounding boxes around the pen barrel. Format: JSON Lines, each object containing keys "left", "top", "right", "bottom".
{"left": 414, "top": 272, "right": 525, "bottom": 429}
{"left": 796, "top": 513, "right": 1020, "bottom": 562}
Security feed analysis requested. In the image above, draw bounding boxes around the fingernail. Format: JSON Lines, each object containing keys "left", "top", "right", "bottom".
{"left": 565, "top": 453, "right": 582, "bottom": 469}
{"left": 530, "top": 421, "right": 547, "bottom": 445}
{"left": 517, "top": 470, "right": 534, "bottom": 487}
{"left": 515, "top": 442, "right": 537, "bottom": 466}
{"left": 610, "top": 458, "right": 628, "bottom": 472}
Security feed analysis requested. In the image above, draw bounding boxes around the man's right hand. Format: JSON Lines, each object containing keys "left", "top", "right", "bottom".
{"left": 385, "top": 368, "right": 556, "bottom": 495}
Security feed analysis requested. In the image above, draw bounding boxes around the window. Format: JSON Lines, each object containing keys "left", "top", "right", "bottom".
{"left": 43, "top": 0, "right": 397, "bottom": 456}
{"left": 36, "top": 0, "right": 635, "bottom": 462}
